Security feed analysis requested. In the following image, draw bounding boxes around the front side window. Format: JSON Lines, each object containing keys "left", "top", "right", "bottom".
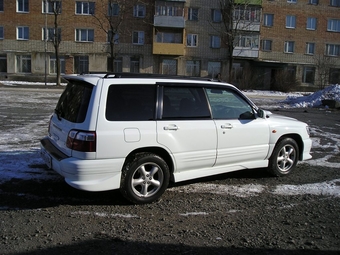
{"left": 306, "top": 42, "right": 315, "bottom": 54}
{"left": 262, "top": 40, "right": 272, "bottom": 51}
{"left": 211, "top": 35, "right": 221, "bottom": 48}
{"left": 307, "top": 17, "right": 317, "bottom": 30}
{"left": 76, "top": 1, "right": 95, "bottom": 15}
{"left": 187, "top": 34, "right": 198, "bottom": 47}
{"left": 17, "top": 0, "right": 29, "bottom": 12}
{"left": 263, "top": 14, "right": 274, "bottom": 27}
{"left": 132, "top": 31, "right": 144, "bottom": 45}
{"left": 206, "top": 88, "right": 253, "bottom": 120}
{"left": 17, "top": 26, "right": 29, "bottom": 40}
{"left": 75, "top": 29, "right": 94, "bottom": 42}
{"left": 133, "top": 4, "right": 145, "bottom": 18}
{"left": 286, "top": 15, "right": 296, "bottom": 28}
{"left": 108, "top": 3, "right": 119, "bottom": 16}
{"left": 162, "top": 86, "right": 210, "bottom": 119}
{"left": 16, "top": 55, "right": 31, "bottom": 73}
{"left": 284, "top": 41, "right": 295, "bottom": 53}
{"left": 212, "top": 9, "right": 222, "bottom": 22}
{"left": 188, "top": 8, "right": 198, "bottom": 20}
{"left": 327, "top": 19, "right": 340, "bottom": 32}
{"left": 326, "top": 44, "right": 340, "bottom": 56}
{"left": 43, "top": 0, "right": 62, "bottom": 14}
{"left": 302, "top": 67, "right": 315, "bottom": 84}
{"left": 106, "top": 85, "right": 156, "bottom": 121}
{"left": 186, "top": 60, "right": 200, "bottom": 77}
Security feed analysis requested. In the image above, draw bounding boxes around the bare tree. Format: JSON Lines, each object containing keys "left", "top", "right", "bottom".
{"left": 44, "top": 0, "right": 62, "bottom": 86}
{"left": 213, "top": 0, "right": 261, "bottom": 83}
{"left": 91, "top": 0, "right": 142, "bottom": 72}
{"left": 314, "top": 54, "right": 337, "bottom": 89}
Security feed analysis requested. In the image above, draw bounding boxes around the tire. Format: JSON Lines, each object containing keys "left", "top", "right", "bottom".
{"left": 120, "top": 153, "right": 170, "bottom": 204}
{"left": 267, "top": 138, "right": 299, "bottom": 177}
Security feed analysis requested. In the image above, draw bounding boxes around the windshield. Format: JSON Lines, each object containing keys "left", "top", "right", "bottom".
{"left": 55, "top": 80, "right": 93, "bottom": 123}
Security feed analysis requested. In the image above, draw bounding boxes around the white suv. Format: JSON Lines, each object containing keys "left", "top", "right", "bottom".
{"left": 40, "top": 73, "right": 312, "bottom": 204}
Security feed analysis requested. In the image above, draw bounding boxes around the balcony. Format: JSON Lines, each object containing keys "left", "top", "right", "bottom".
{"left": 153, "top": 42, "right": 185, "bottom": 55}
{"left": 233, "top": 48, "right": 259, "bottom": 58}
{"left": 154, "top": 16, "right": 185, "bottom": 28}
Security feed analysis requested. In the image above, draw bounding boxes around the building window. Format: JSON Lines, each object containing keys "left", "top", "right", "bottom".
{"left": 162, "top": 59, "right": 177, "bottom": 75}
{"left": 76, "top": 1, "right": 95, "bottom": 15}
{"left": 284, "top": 41, "right": 295, "bottom": 53}
{"left": 16, "top": 55, "right": 31, "bottom": 73}
{"left": 0, "top": 0, "right": 4, "bottom": 11}
{"left": 326, "top": 44, "right": 340, "bottom": 56}
{"left": 330, "top": 0, "right": 340, "bottom": 6}
{"left": 50, "top": 56, "right": 65, "bottom": 74}
{"left": 113, "top": 58, "right": 122, "bottom": 72}
{"left": 0, "top": 27, "right": 3, "bottom": 39}
{"left": 187, "top": 34, "right": 198, "bottom": 47}
{"left": 287, "top": 0, "right": 297, "bottom": 2}
{"left": 74, "top": 56, "right": 89, "bottom": 73}
{"left": 208, "top": 62, "right": 221, "bottom": 78}
{"left": 188, "top": 8, "right": 198, "bottom": 21}
{"left": 108, "top": 3, "right": 119, "bottom": 16}
{"left": 156, "top": 31, "right": 182, "bottom": 43}
{"left": 186, "top": 60, "right": 200, "bottom": 77}
{"left": 108, "top": 31, "right": 119, "bottom": 44}
{"left": 130, "top": 58, "right": 139, "bottom": 73}
{"left": 327, "top": 19, "right": 340, "bottom": 32}
{"left": 43, "top": 27, "right": 61, "bottom": 42}
{"left": 133, "top": 4, "right": 145, "bottom": 18}
{"left": 210, "top": 35, "right": 221, "bottom": 48}
{"left": 17, "top": 26, "right": 29, "bottom": 40}
{"left": 306, "top": 42, "right": 315, "bottom": 55}
{"left": 302, "top": 67, "right": 315, "bottom": 84}
{"left": 263, "top": 14, "right": 274, "bottom": 27}
{"left": 307, "top": 17, "right": 317, "bottom": 30}
{"left": 75, "top": 29, "right": 94, "bottom": 42}
{"left": 262, "top": 40, "right": 272, "bottom": 51}
{"left": 233, "top": 6, "right": 261, "bottom": 22}
{"left": 309, "top": 0, "right": 318, "bottom": 4}
{"left": 17, "top": 0, "right": 29, "bottom": 12}
{"left": 286, "top": 15, "right": 296, "bottom": 28}
{"left": 43, "top": 1, "right": 62, "bottom": 14}
{"left": 156, "top": 4, "right": 183, "bottom": 16}
{"left": 0, "top": 55, "right": 7, "bottom": 72}
{"left": 132, "top": 31, "right": 144, "bottom": 45}
{"left": 329, "top": 68, "right": 340, "bottom": 84}
{"left": 235, "top": 34, "right": 259, "bottom": 48}
{"left": 211, "top": 9, "right": 222, "bottom": 22}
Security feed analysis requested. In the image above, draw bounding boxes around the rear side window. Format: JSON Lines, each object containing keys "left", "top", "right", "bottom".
{"left": 55, "top": 81, "right": 93, "bottom": 123}
{"left": 106, "top": 85, "right": 156, "bottom": 121}
{"left": 162, "top": 86, "right": 211, "bottom": 119}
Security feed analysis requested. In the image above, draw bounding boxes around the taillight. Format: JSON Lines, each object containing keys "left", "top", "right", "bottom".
{"left": 66, "top": 130, "right": 96, "bottom": 152}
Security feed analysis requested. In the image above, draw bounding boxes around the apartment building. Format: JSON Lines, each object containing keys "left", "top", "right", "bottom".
{"left": 0, "top": 0, "right": 339, "bottom": 90}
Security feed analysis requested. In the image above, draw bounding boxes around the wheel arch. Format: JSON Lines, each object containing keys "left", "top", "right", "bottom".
{"left": 124, "top": 146, "right": 175, "bottom": 179}
{"left": 276, "top": 134, "right": 304, "bottom": 161}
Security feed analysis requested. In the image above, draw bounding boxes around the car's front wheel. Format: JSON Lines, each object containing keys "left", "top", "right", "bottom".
{"left": 120, "top": 153, "right": 170, "bottom": 204}
{"left": 267, "top": 138, "right": 299, "bottom": 177}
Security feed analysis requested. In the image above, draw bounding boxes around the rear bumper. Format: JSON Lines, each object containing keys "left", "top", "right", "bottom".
{"left": 40, "top": 137, "right": 124, "bottom": 191}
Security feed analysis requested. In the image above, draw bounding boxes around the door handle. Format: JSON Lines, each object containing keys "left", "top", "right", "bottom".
{"left": 221, "top": 123, "right": 233, "bottom": 129}
{"left": 164, "top": 124, "right": 179, "bottom": 131}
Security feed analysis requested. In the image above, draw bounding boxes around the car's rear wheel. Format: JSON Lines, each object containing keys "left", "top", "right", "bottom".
{"left": 267, "top": 138, "right": 299, "bottom": 177}
{"left": 120, "top": 153, "right": 170, "bottom": 204}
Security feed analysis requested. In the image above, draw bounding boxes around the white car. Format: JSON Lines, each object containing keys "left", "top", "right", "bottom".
{"left": 40, "top": 73, "right": 312, "bottom": 204}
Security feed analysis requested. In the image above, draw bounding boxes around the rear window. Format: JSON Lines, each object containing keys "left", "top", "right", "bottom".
{"left": 106, "top": 85, "right": 156, "bottom": 121}
{"left": 55, "top": 80, "right": 93, "bottom": 123}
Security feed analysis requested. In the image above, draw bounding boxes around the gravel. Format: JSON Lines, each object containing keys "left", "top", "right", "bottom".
{"left": 0, "top": 87, "right": 339, "bottom": 254}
